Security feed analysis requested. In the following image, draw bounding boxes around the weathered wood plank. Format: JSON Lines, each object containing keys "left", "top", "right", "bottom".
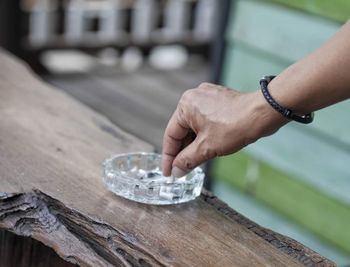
{"left": 0, "top": 50, "right": 334, "bottom": 266}
{"left": 44, "top": 59, "right": 208, "bottom": 151}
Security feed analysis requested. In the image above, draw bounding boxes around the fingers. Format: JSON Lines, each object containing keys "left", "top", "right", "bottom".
{"left": 181, "top": 130, "right": 196, "bottom": 150}
{"left": 172, "top": 136, "right": 215, "bottom": 177}
{"left": 161, "top": 107, "right": 189, "bottom": 176}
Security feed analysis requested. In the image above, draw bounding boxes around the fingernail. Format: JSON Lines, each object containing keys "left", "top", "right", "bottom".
{"left": 171, "top": 166, "right": 187, "bottom": 178}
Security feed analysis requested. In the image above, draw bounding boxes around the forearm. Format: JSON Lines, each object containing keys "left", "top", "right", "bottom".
{"left": 269, "top": 20, "right": 350, "bottom": 114}
{"left": 162, "top": 21, "right": 350, "bottom": 176}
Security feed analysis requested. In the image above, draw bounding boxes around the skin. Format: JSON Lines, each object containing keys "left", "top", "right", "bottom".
{"left": 162, "top": 20, "right": 350, "bottom": 178}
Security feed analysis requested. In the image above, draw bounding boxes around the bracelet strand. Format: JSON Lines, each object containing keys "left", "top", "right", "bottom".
{"left": 259, "top": 76, "right": 314, "bottom": 124}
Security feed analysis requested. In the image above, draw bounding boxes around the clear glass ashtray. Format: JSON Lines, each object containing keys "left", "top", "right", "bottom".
{"left": 103, "top": 152, "right": 204, "bottom": 205}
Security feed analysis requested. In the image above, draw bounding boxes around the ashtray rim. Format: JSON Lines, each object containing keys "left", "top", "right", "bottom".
{"left": 103, "top": 152, "right": 204, "bottom": 185}
{"left": 102, "top": 152, "right": 205, "bottom": 205}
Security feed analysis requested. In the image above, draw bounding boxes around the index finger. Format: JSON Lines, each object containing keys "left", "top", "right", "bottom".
{"left": 162, "top": 108, "right": 189, "bottom": 176}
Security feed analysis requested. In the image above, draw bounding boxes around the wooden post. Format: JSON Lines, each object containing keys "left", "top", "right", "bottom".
{"left": 0, "top": 0, "right": 22, "bottom": 54}
{"left": 0, "top": 50, "right": 335, "bottom": 267}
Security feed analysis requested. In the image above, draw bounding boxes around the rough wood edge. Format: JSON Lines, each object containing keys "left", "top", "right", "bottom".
{"left": 0, "top": 190, "right": 168, "bottom": 267}
{"left": 201, "top": 189, "right": 336, "bottom": 267}
{"left": 0, "top": 188, "right": 337, "bottom": 267}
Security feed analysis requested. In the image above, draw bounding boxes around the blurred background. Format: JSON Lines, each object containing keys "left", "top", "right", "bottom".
{"left": 0, "top": 0, "right": 350, "bottom": 265}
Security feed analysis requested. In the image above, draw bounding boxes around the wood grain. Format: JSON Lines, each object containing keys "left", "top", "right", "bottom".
{"left": 44, "top": 59, "right": 209, "bottom": 151}
{"left": 0, "top": 50, "right": 335, "bottom": 266}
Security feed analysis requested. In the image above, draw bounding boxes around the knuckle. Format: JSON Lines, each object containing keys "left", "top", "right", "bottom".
{"left": 243, "top": 134, "right": 258, "bottom": 147}
{"left": 182, "top": 89, "right": 193, "bottom": 98}
{"left": 177, "top": 104, "right": 186, "bottom": 122}
{"left": 197, "top": 137, "right": 216, "bottom": 161}
{"left": 198, "top": 82, "right": 213, "bottom": 88}
{"left": 178, "top": 89, "right": 196, "bottom": 113}
{"left": 177, "top": 154, "right": 193, "bottom": 170}
{"left": 185, "top": 160, "right": 193, "bottom": 170}
{"left": 202, "top": 144, "right": 216, "bottom": 161}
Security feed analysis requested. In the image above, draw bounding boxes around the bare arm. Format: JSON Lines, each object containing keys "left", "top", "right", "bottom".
{"left": 270, "top": 20, "right": 350, "bottom": 113}
{"left": 162, "top": 20, "right": 350, "bottom": 177}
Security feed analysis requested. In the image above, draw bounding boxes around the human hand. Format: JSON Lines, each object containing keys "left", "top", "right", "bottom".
{"left": 161, "top": 83, "right": 288, "bottom": 177}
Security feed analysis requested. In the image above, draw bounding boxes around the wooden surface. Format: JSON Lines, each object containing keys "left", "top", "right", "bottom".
{"left": 0, "top": 50, "right": 335, "bottom": 266}
{"left": 43, "top": 58, "right": 208, "bottom": 152}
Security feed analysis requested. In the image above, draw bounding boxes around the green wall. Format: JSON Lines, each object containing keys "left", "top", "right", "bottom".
{"left": 213, "top": 0, "right": 350, "bottom": 254}
{"left": 271, "top": 0, "right": 350, "bottom": 23}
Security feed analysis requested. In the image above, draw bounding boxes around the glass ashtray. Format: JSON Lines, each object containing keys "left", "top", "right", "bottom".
{"left": 103, "top": 152, "right": 204, "bottom": 205}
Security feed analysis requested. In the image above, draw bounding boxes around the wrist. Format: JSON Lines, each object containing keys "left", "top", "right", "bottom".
{"left": 250, "top": 90, "right": 289, "bottom": 137}
{"left": 266, "top": 66, "right": 313, "bottom": 114}
{"left": 260, "top": 76, "right": 314, "bottom": 124}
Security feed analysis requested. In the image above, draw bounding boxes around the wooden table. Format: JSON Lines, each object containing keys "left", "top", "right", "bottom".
{"left": 0, "top": 51, "right": 335, "bottom": 267}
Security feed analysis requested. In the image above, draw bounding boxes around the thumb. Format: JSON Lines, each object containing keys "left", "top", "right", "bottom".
{"left": 171, "top": 136, "right": 213, "bottom": 177}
